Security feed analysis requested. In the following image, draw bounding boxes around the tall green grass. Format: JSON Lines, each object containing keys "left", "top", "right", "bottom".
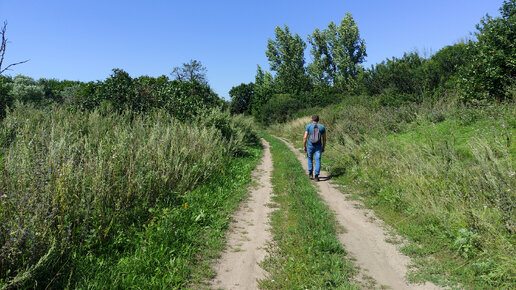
{"left": 274, "top": 97, "right": 516, "bottom": 288}
{"left": 0, "top": 104, "right": 259, "bottom": 288}
{"left": 73, "top": 144, "right": 262, "bottom": 289}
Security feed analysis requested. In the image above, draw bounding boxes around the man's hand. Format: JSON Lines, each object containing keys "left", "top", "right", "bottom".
{"left": 304, "top": 146, "right": 307, "bottom": 152}
{"left": 322, "top": 147, "right": 325, "bottom": 153}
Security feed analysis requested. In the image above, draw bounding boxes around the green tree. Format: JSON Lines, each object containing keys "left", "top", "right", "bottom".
{"left": 252, "top": 65, "right": 275, "bottom": 119}
{"left": 229, "top": 82, "right": 255, "bottom": 115}
{"left": 308, "top": 13, "right": 366, "bottom": 91}
{"left": 458, "top": 0, "right": 515, "bottom": 102}
{"left": 307, "top": 28, "right": 332, "bottom": 86}
{"left": 98, "top": 69, "right": 136, "bottom": 110}
{"left": 422, "top": 42, "right": 472, "bottom": 97}
{"left": 266, "top": 25, "right": 310, "bottom": 93}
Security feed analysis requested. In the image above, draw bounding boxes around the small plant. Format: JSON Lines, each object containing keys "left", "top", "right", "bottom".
{"left": 453, "top": 228, "right": 479, "bottom": 259}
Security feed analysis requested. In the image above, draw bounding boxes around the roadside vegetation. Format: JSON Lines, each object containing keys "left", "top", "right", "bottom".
{"left": 0, "top": 0, "right": 514, "bottom": 288}
{"left": 274, "top": 97, "right": 515, "bottom": 288}
{"left": 260, "top": 134, "right": 356, "bottom": 289}
{"left": 0, "top": 60, "right": 261, "bottom": 288}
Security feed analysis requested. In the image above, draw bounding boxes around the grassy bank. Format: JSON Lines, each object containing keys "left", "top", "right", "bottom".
{"left": 73, "top": 144, "right": 262, "bottom": 288}
{"left": 260, "top": 134, "right": 356, "bottom": 289}
{"left": 274, "top": 97, "right": 516, "bottom": 288}
{"left": 0, "top": 104, "right": 260, "bottom": 288}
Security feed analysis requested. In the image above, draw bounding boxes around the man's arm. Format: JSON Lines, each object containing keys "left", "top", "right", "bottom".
{"left": 303, "top": 131, "right": 308, "bottom": 152}
{"left": 322, "top": 133, "right": 326, "bottom": 152}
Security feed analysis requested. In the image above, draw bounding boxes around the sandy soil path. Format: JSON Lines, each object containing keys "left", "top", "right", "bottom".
{"left": 279, "top": 137, "right": 441, "bottom": 290}
{"left": 211, "top": 139, "right": 273, "bottom": 290}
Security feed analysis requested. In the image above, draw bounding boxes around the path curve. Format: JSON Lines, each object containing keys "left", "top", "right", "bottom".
{"left": 278, "top": 137, "right": 441, "bottom": 290}
{"left": 211, "top": 138, "right": 273, "bottom": 290}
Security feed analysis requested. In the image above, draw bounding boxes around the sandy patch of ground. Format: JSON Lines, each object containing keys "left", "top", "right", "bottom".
{"left": 210, "top": 139, "right": 273, "bottom": 290}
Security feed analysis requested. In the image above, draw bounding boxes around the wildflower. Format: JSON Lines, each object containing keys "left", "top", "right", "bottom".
{"left": 0, "top": 194, "right": 7, "bottom": 199}
{"left": 182, "top": 203, "right": 188, "bottom": 209}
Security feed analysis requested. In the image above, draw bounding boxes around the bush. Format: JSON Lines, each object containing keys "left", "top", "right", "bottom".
{"left": 9, "top": 75, "right": 45, "bottom": 104}
{"left": 258, "top": 94, "right": 305, "bottom": 124}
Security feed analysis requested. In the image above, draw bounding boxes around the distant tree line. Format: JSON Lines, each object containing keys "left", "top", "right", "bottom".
{"left": 0, "top": 60, "right": 223, "bottom": 121}
{"left": 230, "top": 0, "right": 515, "bottom": 123}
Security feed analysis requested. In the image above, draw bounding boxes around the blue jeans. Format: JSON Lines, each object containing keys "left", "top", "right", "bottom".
{"left": 307, "top": 143, "right": 322, "bottom": 175}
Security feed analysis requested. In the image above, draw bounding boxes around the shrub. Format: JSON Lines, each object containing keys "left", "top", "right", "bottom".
{"left": 9, "top": 75, "right": 45, "bottom": 104}
{"left": 258, "top": 94, "right": 305, "bottom": 124}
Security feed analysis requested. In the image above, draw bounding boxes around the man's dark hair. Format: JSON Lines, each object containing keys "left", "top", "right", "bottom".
{"left": 312, "top": 115, "right": 319, "bottom": 122}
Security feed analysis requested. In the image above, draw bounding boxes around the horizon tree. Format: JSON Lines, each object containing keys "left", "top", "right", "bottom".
{"left": 308, "top": 13, "right": 366, "bottom": 90}
{"left": 171, "top": 59, "right": 209, "bottom": 86}
{"left": 266, "top": 25, "right": 311, "bottom": 94}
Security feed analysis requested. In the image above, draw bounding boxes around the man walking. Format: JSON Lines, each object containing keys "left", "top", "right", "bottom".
{"left": 303, "top": 115, "right": 326, "bottom": 182}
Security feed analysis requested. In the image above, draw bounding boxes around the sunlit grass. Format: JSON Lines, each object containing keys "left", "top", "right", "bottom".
{"left": 0, "top": 103, "right": 259, "bottom": 288}
{"left": 274, "top": 97, "right": 516, "bottom": 288}
{"left": 260, "top": 134, "right": 356, "bottom": 289}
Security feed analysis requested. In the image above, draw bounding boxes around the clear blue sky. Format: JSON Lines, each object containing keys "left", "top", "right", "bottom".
{"left": 0, "top": 0, "right": 505, "bottom": 99}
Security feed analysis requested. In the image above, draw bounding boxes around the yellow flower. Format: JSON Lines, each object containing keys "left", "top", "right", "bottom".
{"left": 182, "top": 203, "right": 188, "bottom": 209}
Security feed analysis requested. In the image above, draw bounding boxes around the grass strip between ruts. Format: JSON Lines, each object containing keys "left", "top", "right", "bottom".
{"left": 259, "top": 134, "right": 356, "bottom": 289}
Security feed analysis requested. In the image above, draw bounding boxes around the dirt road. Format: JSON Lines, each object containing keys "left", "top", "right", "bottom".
{"left": 279, "top": 137, "right": 440, "bottom": 290}
{"left": 211, "top": 139, "right": 273, "bottom": 290}
{"left": 211, "top": 137, "right": 440, "bottom": 289}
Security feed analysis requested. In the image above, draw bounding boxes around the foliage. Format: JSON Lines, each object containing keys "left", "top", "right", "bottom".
{"left": 457, "top": 0, "right": 516, "bottom": 102}
{"left": 73, "top": 144, "right": 262, "bottom": 289}
{"left": 38, "top": 78, "right": 81, "bottom": 104}
{"left": 266, "top": 25, "right": 311, "bottom": 94}
{"left": 0, "top": 75, "right": 12, "bottom": 119}
{"left": 0, "top": 104, "right": 258, "bottom": 288}
{"left": 229, "top": 82, "right": 255, "bottom": 115}
{"left": 361, "top": 52, "right": 427, "bottom": 102}
{"left": 308, "top": 13, "right": 367, "bottom": 91}
{"left": 423, "top": 42, "right": 472, "bottom": 97}
{"left": 170, "top": 59, "right": 209, "bottom": 86}
{"left": 251, "top": 65, "right": 274, "bottom": 119}
{"left": 9, "top": 75, "right": 45, "bottom": 104}
{"left": 258, "top": 94, "right": 305, "bottom": 124}
{"left": 61, "top": 69, "right": 223, "bottom": 120}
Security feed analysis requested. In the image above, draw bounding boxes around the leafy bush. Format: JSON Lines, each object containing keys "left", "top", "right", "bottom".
{"left": 229, "top": 82, "right": 255, "bottom": 115}
{"left": 361, "top": 52, "right": 427, "bottom": 98}
{"left": 457, "top": 0, "right": 516, "bottom": 102}
{"left": 9, "top": 75, "right": 45, "bottom": 104}
{"left": 258, "top": 94, "right": 305, "bottom": 124}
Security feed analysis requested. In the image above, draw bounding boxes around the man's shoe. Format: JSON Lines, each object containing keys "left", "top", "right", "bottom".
{"left": 315, "top": 175, "right": 319, "bottom": 182}
{"left": 308, "top": 171, "right": 313, "bottom": 179}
